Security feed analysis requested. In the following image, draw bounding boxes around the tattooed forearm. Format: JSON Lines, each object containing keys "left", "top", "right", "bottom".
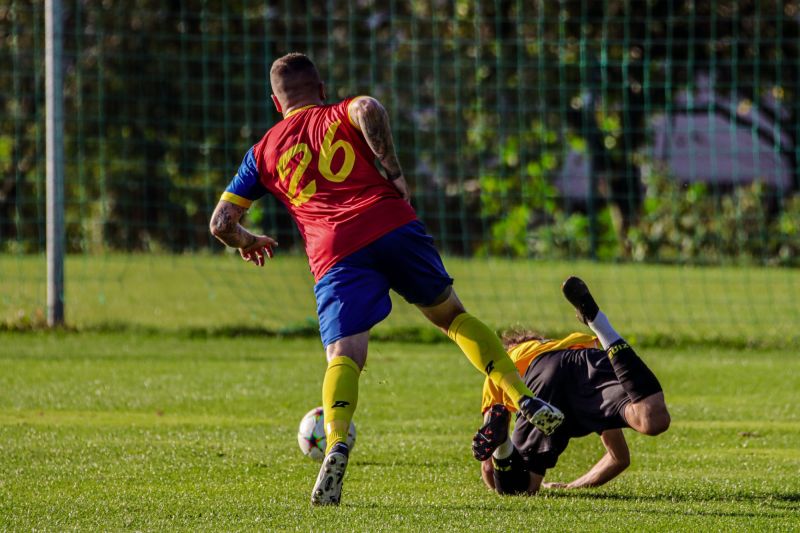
{"left": 210, "top": 202, "right": 239, "bottom": 235}
{"left": 209, "top": 201, "right": 257, "bottom": 249}
{"left": 353, "top": 97, "right": 404, "bottom": 180}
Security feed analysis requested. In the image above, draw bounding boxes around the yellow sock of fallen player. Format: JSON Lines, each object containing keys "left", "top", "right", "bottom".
{"left": 448, "top": 312, "right": 533, "bottom": 408}
{"left": 322, "top": 355, "right": 360, "bottom": 454}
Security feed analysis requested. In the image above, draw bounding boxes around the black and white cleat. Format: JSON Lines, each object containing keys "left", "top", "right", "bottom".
{"left": 561, "top": 276, "right": 600, "bottom": 325}
{"left": 518, "top": 396, "right": 564, "bottom": 436}
{"left": 311, "top": 443, "right": 349, "bottom": 506}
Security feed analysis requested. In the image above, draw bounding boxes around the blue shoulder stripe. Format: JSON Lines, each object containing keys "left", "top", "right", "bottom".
{"left": 223, "top": 147, "right": 267, "bottom": 204}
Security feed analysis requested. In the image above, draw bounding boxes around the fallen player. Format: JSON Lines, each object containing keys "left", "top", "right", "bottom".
{"left": 473, "top": 277, "right": 671, "bottom": 495}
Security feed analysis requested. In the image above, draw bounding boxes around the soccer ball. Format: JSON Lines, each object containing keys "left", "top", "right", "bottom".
{"left": 297, "top": 406, "right": 356, "bottom": 461}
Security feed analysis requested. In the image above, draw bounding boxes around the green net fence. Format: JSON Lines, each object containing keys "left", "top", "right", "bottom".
{"left": 2, "top": 0, "right": 799, "bottom": 343}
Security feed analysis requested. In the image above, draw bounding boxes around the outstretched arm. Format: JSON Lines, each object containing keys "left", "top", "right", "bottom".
{"left": 348, "top": 96, "right": 411, "bottom": 202}
{"left": 209, "top": 200, "right": 277, "bottom": 266}
{"left": 543, "top": 429, "right": 630, "bottom": 489}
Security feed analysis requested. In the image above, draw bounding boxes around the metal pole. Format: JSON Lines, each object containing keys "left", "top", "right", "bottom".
{"left": 45, "top": 0, "right": 65, "bottom": 326}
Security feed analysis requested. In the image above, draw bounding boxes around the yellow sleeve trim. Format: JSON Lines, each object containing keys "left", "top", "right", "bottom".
{"left": 347, "top": 95, "right": 371, "bottom": 130}
{"left": 220, "top": 191, "right": 253, "bottom": 208}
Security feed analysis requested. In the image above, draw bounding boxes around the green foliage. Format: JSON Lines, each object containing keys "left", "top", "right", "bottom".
{"left": 529, "top": 207, "right": 620, "bottom": 261}
{"left": 479, "top": 146, "right": 799, "bottom": 264}
{"left": 773, "top": 195, "right": 800, "bottom": 264}
{"left": 476, "top": 126, "right": 562, "bottom": 257}
{"left": 5, "top": 1, "right": 800, "bottom": 256}
{"left": 628, "top": 168, "right": 800, "bottom": 265}
{"left": 476, "top": 124, "right": 626, "bottom": 261}
{"left": 484, "top": 204, "right": 531, "bottom": 257}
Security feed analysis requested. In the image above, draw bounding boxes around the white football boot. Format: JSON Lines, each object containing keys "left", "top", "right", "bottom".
{"left": 518, "top": 396, "right": 564, "bottom": 435}
{"left": 310, "top": 443, "right": 349, "bottom": 506}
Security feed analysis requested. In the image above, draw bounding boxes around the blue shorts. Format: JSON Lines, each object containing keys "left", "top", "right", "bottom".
{"left": 314, "top": 220, "right": 454, "bottom": 347}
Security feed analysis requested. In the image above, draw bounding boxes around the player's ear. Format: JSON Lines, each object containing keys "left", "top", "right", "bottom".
{"left": 319, "top": 82, "right": 326, "bottom": 102}
{"left": 271, "top": 94, "right": 283, "bottom": 113}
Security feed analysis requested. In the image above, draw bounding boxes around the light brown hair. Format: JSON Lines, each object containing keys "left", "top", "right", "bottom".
{"left": 500, "top": 327, "right": 545, "bottom": 350}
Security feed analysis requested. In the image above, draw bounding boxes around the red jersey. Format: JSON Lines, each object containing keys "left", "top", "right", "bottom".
{"left": 222, "top": 97, "right": 417, "bottom": 281}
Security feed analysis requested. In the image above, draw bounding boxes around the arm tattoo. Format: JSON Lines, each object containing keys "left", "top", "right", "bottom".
{"left": 210, "top": 202, "right": 257, "bottom": 249}
{"left": 355, "top": 98, "right": 404, "bottom": 180}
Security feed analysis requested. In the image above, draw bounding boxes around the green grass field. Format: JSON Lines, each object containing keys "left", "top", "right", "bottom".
{"left": 1, "top": 332, "right": 799, "bottom": 531}
{"left": 2, "top": 254, "right": 800, "bottom": 346}
{"left": 2, "top": 254, "right": 799, "bottom": 530}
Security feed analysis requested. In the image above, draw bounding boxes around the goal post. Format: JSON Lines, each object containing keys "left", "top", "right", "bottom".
{"left": 45, "top": 0, "right": 65, "bottom": 326}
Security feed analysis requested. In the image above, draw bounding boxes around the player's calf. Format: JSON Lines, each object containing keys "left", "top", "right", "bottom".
{"left": 606, "top": 339, "right": 663, "bottom": 404}
{"left": 562, "top": 276, "right": 664, "bottom": 407}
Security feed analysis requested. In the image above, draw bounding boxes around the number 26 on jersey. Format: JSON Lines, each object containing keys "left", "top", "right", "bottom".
{"left": 276, "top": 120, "right": 355, "bottom": 206}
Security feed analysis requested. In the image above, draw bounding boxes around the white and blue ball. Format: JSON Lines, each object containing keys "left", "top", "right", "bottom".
{"left": 297, "top": 406, "right": 356, "bottom": 461}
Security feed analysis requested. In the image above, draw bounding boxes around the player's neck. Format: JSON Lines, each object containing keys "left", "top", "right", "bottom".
{"left": 283, "top": 98, "right": 324, "bottom": 118}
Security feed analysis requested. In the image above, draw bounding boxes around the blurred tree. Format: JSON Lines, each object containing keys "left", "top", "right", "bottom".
{"left": 1, "top": 0, "right": 798, "bottom": 257}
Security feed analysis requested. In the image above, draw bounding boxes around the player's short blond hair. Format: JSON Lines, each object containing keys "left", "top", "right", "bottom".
{"left": 269, "top": 53, "right": 321, "bottom": 96}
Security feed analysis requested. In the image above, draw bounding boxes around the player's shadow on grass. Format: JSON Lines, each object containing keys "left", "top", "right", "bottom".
{"left": 540, "top": 489, "right": 800, "bottom": 508}
{"left": 432, "top": 492, "right": 800, "bottom": 519}
{"left": 347, "top": 498, "right": 794, "bottom": 520}
{"left": 352, "top": 460, "right": 445, "bottom": 468}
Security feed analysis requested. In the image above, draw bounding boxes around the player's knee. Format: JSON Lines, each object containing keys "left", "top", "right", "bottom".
{"left": 631, "top": 395, "right": 671, "bottom": 436}
{"left": 419, "top": 292, "right": 465, "bottom": 332}
{"left": 642, "top": 408, "right": 671, "bottom": 436}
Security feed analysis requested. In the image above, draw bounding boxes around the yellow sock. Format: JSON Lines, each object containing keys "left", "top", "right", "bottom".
{"left": 322, "top": 355, "right": 360, "bottom": 454}
{"left": 448, "top": 312, "right": 533, "bottom": 408}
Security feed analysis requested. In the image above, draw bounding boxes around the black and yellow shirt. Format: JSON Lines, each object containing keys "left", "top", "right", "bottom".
{"left": 480, "top": 332, "right": 598, "bottom": 414}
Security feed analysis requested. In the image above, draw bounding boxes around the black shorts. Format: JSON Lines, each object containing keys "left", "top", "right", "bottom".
{"left": 511, "top": 348, "right": 631, "bottom": 475}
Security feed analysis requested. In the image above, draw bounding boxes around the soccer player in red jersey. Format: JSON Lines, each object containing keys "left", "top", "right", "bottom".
{"left": 209, "top": 53, "right": 564, "bottom": 505}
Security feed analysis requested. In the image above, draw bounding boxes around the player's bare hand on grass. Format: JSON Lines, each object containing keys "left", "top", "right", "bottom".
{"left": 239, "top": 235, "right": 278, "bottom": 266}
{"left": 542, "top": 481, "right": 569, "bottom": 489}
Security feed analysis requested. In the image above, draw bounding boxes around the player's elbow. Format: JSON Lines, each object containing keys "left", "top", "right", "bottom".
{"left": 616, "top": 454, "right": 631, "bottom": 470}
{"left": 608, "top": 445, "right": 631, "bottom": 470}
{"left": 209, "top": 213, "right": 230, "bottom": 239}
{"left": 209, "top": 221, "right": 223, "bottom": 239}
